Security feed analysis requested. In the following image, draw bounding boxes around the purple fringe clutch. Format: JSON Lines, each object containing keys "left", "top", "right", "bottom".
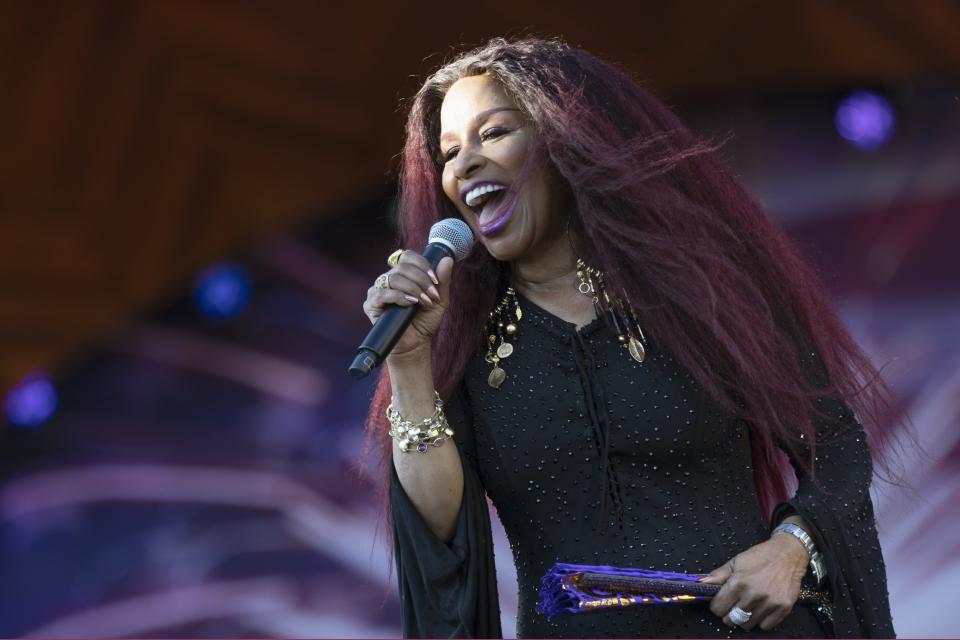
{"left": 537, "top": 562, "right": 833, "bottom": 622}
{"left": 537, "top": 563, "right": 709, "bottom": 620}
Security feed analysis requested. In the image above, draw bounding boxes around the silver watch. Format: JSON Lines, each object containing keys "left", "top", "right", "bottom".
{"left": 772, "top": 522, "right": 826, "bottom": 584}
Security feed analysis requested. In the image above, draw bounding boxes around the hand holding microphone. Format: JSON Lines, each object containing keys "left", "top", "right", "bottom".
{"left": 350, "top": 219, "right": 474, "bottom": 379}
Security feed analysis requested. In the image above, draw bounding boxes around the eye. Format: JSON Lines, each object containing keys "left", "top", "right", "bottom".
{"left": 442, "top": 146, "right": 460, "bottom": 162}
{"left": 480, "top": 127, "right": 510, "bottom": 142}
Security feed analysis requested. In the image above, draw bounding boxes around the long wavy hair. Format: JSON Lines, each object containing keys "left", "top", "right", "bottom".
{"left": 366, "top": 37, "right": 898, "bottom": 523}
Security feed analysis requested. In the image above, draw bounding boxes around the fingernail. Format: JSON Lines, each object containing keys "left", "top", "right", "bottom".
{"left": 427, "top": 269, "right": 439, "bottom": 285}
{"left": 404, "top": 295, "right": 419, "bottom": 303}
{"left": 420, "top": 292, "right": 433, "bottom": 306}
{"left": 428, "top": 285, "right": 440, "bottom": 301}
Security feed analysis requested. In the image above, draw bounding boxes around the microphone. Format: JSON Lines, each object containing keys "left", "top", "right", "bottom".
{"left": 348, "top": 218, "right": 474, "bottom": 380}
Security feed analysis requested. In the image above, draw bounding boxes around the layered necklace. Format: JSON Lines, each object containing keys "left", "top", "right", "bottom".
{"left": 484, "top": 258, "right": 648, "bottom": 389}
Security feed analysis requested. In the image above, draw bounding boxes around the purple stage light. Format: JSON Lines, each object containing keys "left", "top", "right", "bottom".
{"left": 193, "top": 262, "right": 252, "bottom": 321}
{"left": 835, "top": 91, "right": 895, "bottom": 150}
{"left": 3, "top": 372, "right": 58, "bottom": 428}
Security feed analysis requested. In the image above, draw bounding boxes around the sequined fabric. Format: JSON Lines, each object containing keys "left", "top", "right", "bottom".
{"left": 390, "top": 295, "right": 894, "bottom": 638}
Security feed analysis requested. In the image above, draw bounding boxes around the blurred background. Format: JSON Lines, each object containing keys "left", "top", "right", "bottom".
{"left": 1, "top": 0, "right": 958, "bottom": 636}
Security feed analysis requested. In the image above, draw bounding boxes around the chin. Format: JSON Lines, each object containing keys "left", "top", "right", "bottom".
{"left": 481, "top": 206, "right": 530, "bottom": 257}
{"left": 478, "top": 233, "right": 526, "bottom": 263}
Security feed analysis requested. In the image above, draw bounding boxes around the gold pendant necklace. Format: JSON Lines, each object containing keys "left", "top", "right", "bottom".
{"left": 575, "top": 258, "right": 647, "bottom": 364}
{"left": 483, "top": 262, "right": 649, "bottom": 389}
{"left": 484, "top": 287, "right": 521, "bottom": 389}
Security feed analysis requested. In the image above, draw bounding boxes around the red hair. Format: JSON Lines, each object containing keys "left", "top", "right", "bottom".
{"left": 366, "top": 37, "right": 898, "bottom": 526}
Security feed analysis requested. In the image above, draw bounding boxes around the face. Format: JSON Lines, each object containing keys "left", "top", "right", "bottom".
{"left": 438, "top": 74, "right": 571, "bottom": 262}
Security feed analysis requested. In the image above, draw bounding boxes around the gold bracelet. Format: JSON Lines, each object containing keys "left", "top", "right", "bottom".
{"left": 387, "top": 392, "right": 454, "bottom": 453}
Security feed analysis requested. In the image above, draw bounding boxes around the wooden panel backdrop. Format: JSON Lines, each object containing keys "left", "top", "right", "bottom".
{"left": 1, "top": 0, "right": 958, "bottom": 393}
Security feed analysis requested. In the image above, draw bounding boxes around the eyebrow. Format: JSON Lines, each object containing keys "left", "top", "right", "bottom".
{"left": 440, "top": 107, "right": 521, "bottom": 145}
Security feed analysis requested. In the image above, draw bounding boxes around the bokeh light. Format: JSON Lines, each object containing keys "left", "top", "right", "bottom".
{"left": 192, "top": 262, "right": 252, "bottom": 321}
{"left": 3, "top": 372, "right": 58, "bottom": 428}
{"left": 835, "top": 91, "right": 895, "bottom": 150}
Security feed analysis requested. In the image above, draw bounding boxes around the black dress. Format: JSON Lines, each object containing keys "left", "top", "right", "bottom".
{"left": 390, "top": 293, "right": 894, "bottom": 638}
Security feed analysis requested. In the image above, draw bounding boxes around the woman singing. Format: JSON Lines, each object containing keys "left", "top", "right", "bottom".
{"left": 362, "top": 38, "right": 896, "bottom": 638}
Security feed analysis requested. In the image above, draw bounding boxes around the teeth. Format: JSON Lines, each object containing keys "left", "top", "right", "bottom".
{"left": 464, "top": 183, "right": 506, "bottom": 207}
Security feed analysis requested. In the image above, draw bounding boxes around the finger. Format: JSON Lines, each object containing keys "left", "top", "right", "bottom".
{"left": 392, "top": 264, "right": 439, "bottom": 301}
{"left": 758, "top": 612, "right": 786, "bottom": 631}
{"left": 386, "top": 271, "right": 437, "bottom": 303}
{"left": 738, "top": 605, "right": 762, "bottom": 631}
{"left": 436, "top": 256, "right": 454, "bottom": 282}
{"left": 364, "top": 289, "right": 419, "bottom": 321}
{"left": 378, "top": 289, "right": 421, "bottom": 308}
{"left": 436, "top": 256, "right": 454, "bottom": 297}
{"left": 364, "top": 295, "right": 418, "bottom": 325}
{"left": 734, "top": 591, "right": 766, "bottom": 631}
{"left": 757, "top": 601, "right": 793, "bottom": 631}
{"left": 397, "top": 249, "right": 431, "bottom": 271}
{"left": 739, "top": 593, "right": 790, "bottom": 631}
{"left": 398, "top": 251, "right": 445, "bottom": 291}
{"left": 706, "top": 562, "right": 736, "bottom": 617}
{"left": 699, "top": 561, "right": 733, "bottom": 585}
{"left": 709, "top": 576, "right": 741, "bottom": 618}
{"left": 721, "top": 600, "right": 759, "bottom": 630}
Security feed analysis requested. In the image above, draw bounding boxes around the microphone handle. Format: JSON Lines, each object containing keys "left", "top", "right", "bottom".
{"left": 348, "top": 242, "right": 452, "bottom": 380}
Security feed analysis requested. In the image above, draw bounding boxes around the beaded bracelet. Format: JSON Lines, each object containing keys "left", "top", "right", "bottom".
{"left": 387, "top": 392, "right": 454, "bottom": 453}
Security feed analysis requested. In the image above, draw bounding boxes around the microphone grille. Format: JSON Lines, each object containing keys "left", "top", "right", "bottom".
{"left": 428, "top": 218, "right": 474, "bottom": 261}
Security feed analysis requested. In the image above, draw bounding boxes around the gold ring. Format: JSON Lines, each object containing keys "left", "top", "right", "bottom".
{"left": 375, "top": 273, "right": 391, "bottom": 289}
{"left": 387, "top": 249, "right": 405, "bottom": 267}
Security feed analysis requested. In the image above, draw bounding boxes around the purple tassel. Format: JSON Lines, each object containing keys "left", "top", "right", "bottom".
{"left": 536, "top": 563, "right": 708, "bottom": 621}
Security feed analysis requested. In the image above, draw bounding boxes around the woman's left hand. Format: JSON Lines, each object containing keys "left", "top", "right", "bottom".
{"left": 700, "top": 534, "right": 810, "bottom": 631}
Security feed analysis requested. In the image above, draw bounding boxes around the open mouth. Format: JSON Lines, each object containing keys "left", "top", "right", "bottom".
{"left": 463, "top": 182, "right": 506, "bottom": 208}
{"left": 461, "top": 181, "right": 515, "bottom": 236}
{"left": 476, "top": 192, "right": 516, "bottom": 236}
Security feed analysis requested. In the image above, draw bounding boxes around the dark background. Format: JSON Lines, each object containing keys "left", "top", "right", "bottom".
{"left": 1, "top": 1, "right": 958, "bottom": 636}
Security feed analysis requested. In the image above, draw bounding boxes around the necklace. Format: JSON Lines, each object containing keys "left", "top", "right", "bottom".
{"left": 484, "top": 287, "right": 521, "bottom": 389}
{"left": 574, "top": 258, "right": 647, "bottom": 364}
{"left": 484, "top": 261, "right": 648, "bottom": 389}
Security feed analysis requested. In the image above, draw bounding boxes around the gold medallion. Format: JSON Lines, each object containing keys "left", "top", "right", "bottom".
{"left": 628, "top": 337, "right": 646, "bottom": 363}
{"left": 488, "top": 366, "right": 506, "bottom": 389}
{"left": 496, "top": 341, "right": 514, "bottom": 359}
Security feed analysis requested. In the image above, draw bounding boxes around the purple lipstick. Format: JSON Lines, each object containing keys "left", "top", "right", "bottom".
{"left": 459, "top": 179, "right": 516, "bottom": 237}
{"left": 478, "top": 195, "right": 518, "bottom": 236}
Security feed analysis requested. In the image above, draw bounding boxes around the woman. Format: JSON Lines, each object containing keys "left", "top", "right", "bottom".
{"left": 363, "top": 38, "right": 896, "bottom": 638}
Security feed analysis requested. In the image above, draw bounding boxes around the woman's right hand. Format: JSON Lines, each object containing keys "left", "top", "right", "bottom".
{"left": 362, "top": 252, "right": 455, "bottom": 359}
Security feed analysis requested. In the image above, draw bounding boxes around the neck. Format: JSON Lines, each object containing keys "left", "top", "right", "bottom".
{"left": 511, "top": 253, "right": 576, "bottom": 293}
{"left": 507, "top": 227, "right": 597, "bottom": 329}
{"left": 509, "top": 226, "right": 585, "bottom": 298}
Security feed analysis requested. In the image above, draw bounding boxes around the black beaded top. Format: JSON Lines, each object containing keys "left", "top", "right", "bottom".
{"left": 390, "top": 294, "right": 894, "bottom": 638}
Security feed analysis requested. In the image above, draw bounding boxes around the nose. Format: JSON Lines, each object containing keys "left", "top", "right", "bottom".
{"left": 452, "top": 143, "right": 485, "bottom": 180}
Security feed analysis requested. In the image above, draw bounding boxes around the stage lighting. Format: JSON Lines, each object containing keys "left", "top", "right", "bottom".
{"left": 192, "top": 262, "right": 252, "bottom": 321}
{"left": 835, "top": 91, "right": 895, "bottom": 151}
{"left": 3, "top": 372, "right": 58, "bottom": 428}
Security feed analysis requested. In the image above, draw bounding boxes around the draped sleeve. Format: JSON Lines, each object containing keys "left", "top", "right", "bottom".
{"left": 389, "top": 383, "right": 503, "bottom": 638}
{"left": 770, "top": 354, "right": 895, "bottom": 637}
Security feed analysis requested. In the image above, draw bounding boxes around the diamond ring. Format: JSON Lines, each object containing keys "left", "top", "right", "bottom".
{"left": 728, "top": 606, "right": 752, "bottom": 626}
